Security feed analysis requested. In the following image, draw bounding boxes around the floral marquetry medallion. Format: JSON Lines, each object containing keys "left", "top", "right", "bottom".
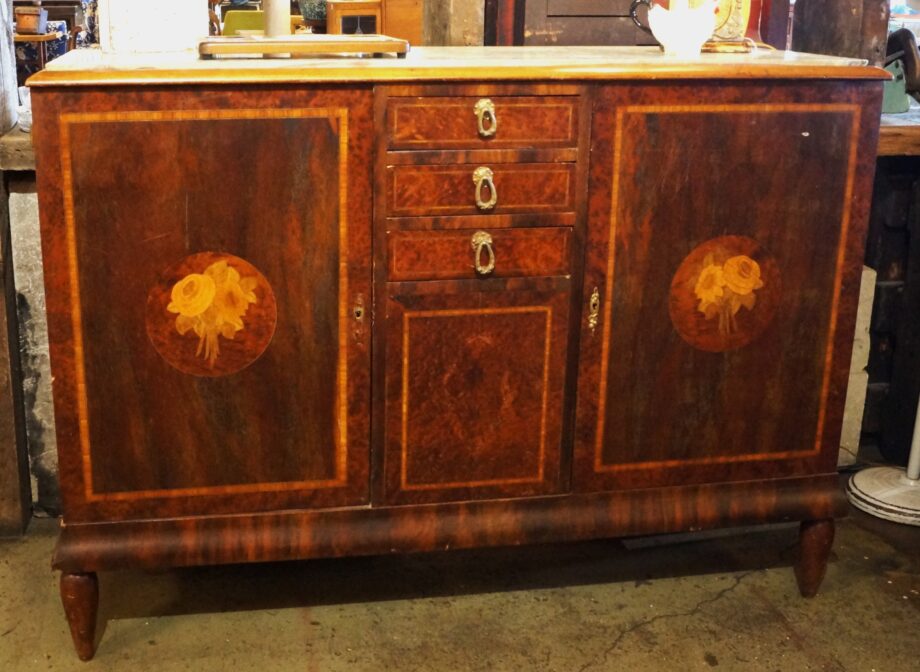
{"left": 146, "top": 252, "right": 277, "bottom": 377}
{"left": 669, "top": 236, "right": 781, "bottom": 353}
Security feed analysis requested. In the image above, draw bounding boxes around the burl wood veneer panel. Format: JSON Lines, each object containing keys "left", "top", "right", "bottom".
{"left": 387, "top": 95, "right": 579, "bottom": 150}
{"left": 32, "top": 87, "right": 375, "bottom": 521}
{"left": 384, "top": 279, "right": 570, "bottom": 504}
{"left": 386, "top": 227, "right": 572, "bottom": 281}
{"left": 387, "top": 162, "right": 577, "bottom": 217}
{"left": 574, "top": 82, "right": 882, "bottom": 491}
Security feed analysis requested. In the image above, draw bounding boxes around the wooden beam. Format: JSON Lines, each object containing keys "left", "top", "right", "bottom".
{"left": 484, "top": 0, "right": 522, "bottom": 46}
{"left": 760, "top": 0, "right": 791, "bottom": 50}
{"left": 0, "top": 174, "right": 30, "bottom": 536}
{"left": 0, "top": 0, "right": 28, "bottom": 536}
{"left": 878, "top": 106, "right": 920, "bottom": 156}
{"left": 0, "top": 0, "right": 16, "bottom": 133}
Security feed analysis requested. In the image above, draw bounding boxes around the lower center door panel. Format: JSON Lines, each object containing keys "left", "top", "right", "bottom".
{"left": 382, "top": 278, "right": 571, "bottom": 504}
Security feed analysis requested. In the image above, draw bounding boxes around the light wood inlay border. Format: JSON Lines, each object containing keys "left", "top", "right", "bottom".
{"left": 59, "top": 108, "right": 352, "bottom": 501}
{"left": 400, "top": 306, "right": 553, "bottom": 491}
{"left": 593, "top": 103, "right": 862, "bottom": 474}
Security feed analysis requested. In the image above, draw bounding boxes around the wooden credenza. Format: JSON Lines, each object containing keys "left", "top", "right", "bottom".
{"left": 28, "top": 47, "right": 885, "bottom": 660}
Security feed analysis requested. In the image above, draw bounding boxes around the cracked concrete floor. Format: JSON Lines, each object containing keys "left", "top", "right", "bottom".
{"left": 0, "top": 507, "right": 917, "bottom": 672}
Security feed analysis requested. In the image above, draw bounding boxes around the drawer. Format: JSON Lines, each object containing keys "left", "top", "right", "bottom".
{"left": 387, "top": 227, "right": 572, "bottom": 281}
{"left": 387, "top": 162, "right": 577, "bottom": 217}
{"left": 387, "top": 96, "right": 579, "bottom": 149}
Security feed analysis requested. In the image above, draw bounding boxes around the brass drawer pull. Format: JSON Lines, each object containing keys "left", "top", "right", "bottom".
{"left": 471, "top": 231, "right": 496, "bottom": 276}
{"left": 474, "top": 98, "right": 498, "bottom": 138}
{"left": 588, "top": 286, "right": 601, "bottom": 333}
{"left": 472, "top": 166, "right": 498, "bottom": 211}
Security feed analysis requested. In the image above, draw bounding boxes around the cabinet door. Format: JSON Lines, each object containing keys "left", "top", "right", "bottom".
{"left": 33, "top": 88, "right": 374, "bottom": 520}
{"left": 383, "top": 279, "right": 570, "bottom": 504}
{"left": 573, "top": 83, "right": 881, "bottom": 491}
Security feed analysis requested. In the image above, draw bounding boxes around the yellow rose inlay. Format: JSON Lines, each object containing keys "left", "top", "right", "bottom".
{"left": 692, "top": 253, "right": 764, "bottom": 337}
{"left": 694, "top": 263, "right": 726, "bottom": 306}
{"left": 166, "top": 260, "right": 259, "bottom": 366}
{"left": 722, "top": 255, "right": 764, "bottom": 296}
{"left": 167, "top": 274, "right": 216, "bottom": 317}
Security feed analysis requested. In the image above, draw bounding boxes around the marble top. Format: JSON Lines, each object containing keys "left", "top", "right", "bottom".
{"left": 29, "top": 46, "right": 887, "bottom": 87}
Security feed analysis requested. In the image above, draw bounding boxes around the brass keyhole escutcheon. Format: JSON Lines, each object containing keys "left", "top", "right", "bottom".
{"left": 351, "top": 294, "right": 367, "bottom": 344}
{"left": 474, "top": 98, "right": 497, "bottom": 138}
{"left": 588, "top": 286, "right": 601, "bottom": 333}
{"left": 471, "top": 231, "right": 496, "bottom": 276}
{"left": 472, "top": 166, "right": 498, "bottom": 211}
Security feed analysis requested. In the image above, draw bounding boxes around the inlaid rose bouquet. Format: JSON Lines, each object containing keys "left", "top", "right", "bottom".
{"left": 167, "top": 260, "right": 259, "bottom": 366}
{"left": 694, "top": 253, "right": 764, "bottom": 336}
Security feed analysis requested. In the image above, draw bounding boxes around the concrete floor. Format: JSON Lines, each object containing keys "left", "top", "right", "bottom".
{"left": 0, "top": 507, "right": 917, "bottom": 672}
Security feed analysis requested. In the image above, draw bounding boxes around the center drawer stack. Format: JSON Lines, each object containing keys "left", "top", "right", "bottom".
{"left": 374, "top": 84, "right": 589, "bottom": 506}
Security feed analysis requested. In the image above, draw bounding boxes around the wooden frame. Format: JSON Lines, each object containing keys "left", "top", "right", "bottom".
{"left": 483, "top": 0, "right": 792, "bottom": 49}
{"left": 327, "top": 0, "right": 382, "bottom": 35}
{"left": 0, "top": 176, "right": 31, "bottom": 536}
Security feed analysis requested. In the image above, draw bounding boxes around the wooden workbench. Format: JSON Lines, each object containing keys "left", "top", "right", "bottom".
{"left": 879, "top": 102, "right": 920, "bottom": 156}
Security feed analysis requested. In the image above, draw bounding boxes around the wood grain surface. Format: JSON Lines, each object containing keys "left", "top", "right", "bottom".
{"left": 387, "top": 227, "right": 572, "bottom": 281}
{"left": 60, "top": 572, "right": 98, "bottom": 660}
{"left": 878, "top": 105, "right": 920, "bottom": 156}
{"left": 0, "top": 178, "right": 30, "bottom": 535}
{"left": 28, "top": 73, "right": 883, "bottom": 661}
{"left": 387, "top": 95, "right": 579, "bottom": 150}
{"left": 387, "top": 162, "right": 576, "bottom": 217}
{"left": 795, "top": 518, "right": 836, "bottom": 597}
{"left": 522, "top": 0, "right": 658, "bottom": 47}
{"left": 574, "top": 81, "right": 883, "bottom": 492}
{"left": 32, "top": 86, "right": 375, "bottom": 521}
{"left": 383, "top": 279, "right": 571, "bottom": 503}
{"left": 792, "top": 0, "right": 889, "bottom": 67}
{"left": 52, "top": 474, "right": 847, "bottom": 572}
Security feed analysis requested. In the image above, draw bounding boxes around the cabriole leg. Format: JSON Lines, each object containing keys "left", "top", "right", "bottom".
{"left": 794, "top": 519, "right": 835, "bottom": 598}
{"left": 60, "top": 571, "right": 99, "bottom": 661}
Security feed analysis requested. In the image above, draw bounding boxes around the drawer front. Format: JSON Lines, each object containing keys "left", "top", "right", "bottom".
{"left": 387, "top": 227, "right": 572, "bottom": 281}
{"left": 387, "top": 96, "right": 579, "bottom": 149}
{"left": 387, "top": 163, "right": 576, "bottom": 217}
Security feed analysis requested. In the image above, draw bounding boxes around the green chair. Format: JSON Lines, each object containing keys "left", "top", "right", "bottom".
{"left": 222, "top": 10, "right": 265, "bottom": 35}
{"left": 222, "top": 10, "right": 303, "bottom": 35}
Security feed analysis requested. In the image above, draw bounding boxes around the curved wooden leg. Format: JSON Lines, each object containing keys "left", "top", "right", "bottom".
{"left": 60, "top": 572, "right": 99, "bottom": 661}
{"left": 795, "top": 519, "right": 835, "bottom": 598}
